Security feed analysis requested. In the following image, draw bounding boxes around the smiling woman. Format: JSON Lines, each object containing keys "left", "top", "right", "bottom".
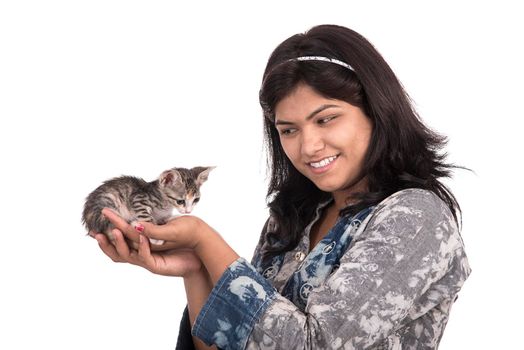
{"left": 94, "top": 24, "right": 471, "bottom": 350}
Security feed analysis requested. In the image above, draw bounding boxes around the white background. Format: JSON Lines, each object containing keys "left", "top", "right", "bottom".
{"left": 1, "top": 1, "right": 522, "bottom": 349}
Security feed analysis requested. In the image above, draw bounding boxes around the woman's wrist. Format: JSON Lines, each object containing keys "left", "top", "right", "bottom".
{"left": 192, "top": 221, "right": 240, "bottom": 284}
{"left": 191, "top": 216, "right": 208, "bottom": 249}
{"left": 182, "top": 256, "right": 209, "bottom": 282}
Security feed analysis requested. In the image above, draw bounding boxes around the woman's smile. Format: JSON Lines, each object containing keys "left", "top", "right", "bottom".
{"left": 307, "top": 154, "right": 339, "bottom": 174}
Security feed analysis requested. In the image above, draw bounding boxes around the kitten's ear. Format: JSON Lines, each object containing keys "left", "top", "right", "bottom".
{"left": 193, "top": 166, "right": 215, "bottom": 187}
{"left": 159, "top": 169, "right": 181, "bottom": 187}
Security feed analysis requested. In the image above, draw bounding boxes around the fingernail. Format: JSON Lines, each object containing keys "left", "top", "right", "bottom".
{"left": 139, "top": 234, "right": 145, "bottom": 243}
{"left": 135, "top": 224, "right": 144, "bottom": 232}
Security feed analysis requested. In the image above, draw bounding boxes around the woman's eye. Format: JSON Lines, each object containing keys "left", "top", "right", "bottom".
{"left": 176, "top": 199, "right": 185, "bottom": 205}
{"left": 318, "top": 116, "right": 336, "bottom": 124}
{"left": 279, "top": 128, "right": 296, "bottom": 136}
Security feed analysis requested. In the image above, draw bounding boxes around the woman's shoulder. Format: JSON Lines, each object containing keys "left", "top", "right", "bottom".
{"left": 354, "top": 188, "right": 461, "bottom": 248}
{"left": 377, "top": 188, "right": 448, "bottom": 211}
{"left": 369, "top": 188, "right": 455, "bottom": 227}
{"left": 350, "top": 188, "right": 469, "bottom": 277}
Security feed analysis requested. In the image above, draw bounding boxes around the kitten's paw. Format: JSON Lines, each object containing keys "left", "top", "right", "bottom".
{"left": 149, "top": 238, "right": 165, "bottom": 245}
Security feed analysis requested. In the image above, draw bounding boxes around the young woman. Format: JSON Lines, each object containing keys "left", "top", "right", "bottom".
{"left": 94, "top": 24, "right": 471, "bottom": 349}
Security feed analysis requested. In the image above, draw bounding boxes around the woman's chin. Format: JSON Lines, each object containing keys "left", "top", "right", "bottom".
{"left": 311, "top": 181, "right": 341, "bottom": 193}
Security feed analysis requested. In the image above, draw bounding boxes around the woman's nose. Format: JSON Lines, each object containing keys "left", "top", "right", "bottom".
{"left": 301, "top": 129, "right": 325, "bottom": 157}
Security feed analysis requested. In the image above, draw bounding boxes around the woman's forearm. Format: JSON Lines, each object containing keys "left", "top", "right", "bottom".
{"left": 184, "top": 268, "right": 217, "bottom": 350}
{"left": 194, "top": 220, "right": 240, "bottom": 285}
{"left": 183, "top": 219, "right": 240, "bottom": 349}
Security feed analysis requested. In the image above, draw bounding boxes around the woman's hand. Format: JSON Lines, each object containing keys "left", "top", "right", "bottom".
{"left": 93, "top": 208, "right": 206, "bottom": 277}
{"left": 101, "top": 208, "right": 204, "bottom": 251}
{"left": 95, "top": 229, "right": 203, "bottom": 277}
{"left": 98, "top": 207, "right": 239, "bottom": 284}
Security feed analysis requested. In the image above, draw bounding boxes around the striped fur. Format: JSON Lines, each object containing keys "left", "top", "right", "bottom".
{"left": 82, "top": 166, "right": 213, "bottom": 244}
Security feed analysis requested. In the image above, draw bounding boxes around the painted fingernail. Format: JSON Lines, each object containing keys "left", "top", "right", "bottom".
{"left": 135, "top": 224, "right": 144, "bottom": 232}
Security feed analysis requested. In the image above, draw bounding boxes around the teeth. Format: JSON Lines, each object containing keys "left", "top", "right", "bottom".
{"left": 310, "top": 155, "right": 337, "bottom": 168}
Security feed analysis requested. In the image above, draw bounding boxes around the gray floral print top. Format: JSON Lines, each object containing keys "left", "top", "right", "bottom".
{"left": 192, "top": 189, "right": 471, "bottom": 349}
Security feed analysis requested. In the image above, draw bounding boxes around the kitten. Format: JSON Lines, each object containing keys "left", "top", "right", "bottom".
{"left": 82, "top": 166, "right": 214, "bottom": 245}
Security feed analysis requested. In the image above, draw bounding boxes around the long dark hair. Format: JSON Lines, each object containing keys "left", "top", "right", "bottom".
{"left": 259, "top": 24, "right": 463, "bottom": 256}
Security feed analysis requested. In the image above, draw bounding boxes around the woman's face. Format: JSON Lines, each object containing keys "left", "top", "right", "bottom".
{"left": 274, "top": 83, "right": 373, "bottom": 198}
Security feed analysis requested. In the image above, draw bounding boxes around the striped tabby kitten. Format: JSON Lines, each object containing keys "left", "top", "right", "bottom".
{"left": 82, "top": 166, "right": 213, "bottom": 245}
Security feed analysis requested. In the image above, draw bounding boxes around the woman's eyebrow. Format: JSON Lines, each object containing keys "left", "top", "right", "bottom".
{"left": 275, "top": 104, "right": 341, "bottom": 125}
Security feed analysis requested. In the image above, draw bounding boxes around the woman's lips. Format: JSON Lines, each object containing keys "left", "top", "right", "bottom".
{"left": 307, "top": 155, "right": 339, "bottom": 174}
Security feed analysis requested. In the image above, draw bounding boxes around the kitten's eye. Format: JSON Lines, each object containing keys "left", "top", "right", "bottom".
{"left": 176, "top": 199, "right": 185, "bottom": 205}
{"left": 194, "top": 198, "right": 200, "bottom": 204}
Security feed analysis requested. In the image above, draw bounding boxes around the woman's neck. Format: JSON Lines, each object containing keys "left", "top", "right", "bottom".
{"left": 331, "top": 177, "right": 368, "bottom": 211}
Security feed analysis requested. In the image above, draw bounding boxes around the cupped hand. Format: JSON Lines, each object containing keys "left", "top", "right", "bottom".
{"left": 100, "top": 208, "right": 205, "bottom": 251}
{"left": 95, "top": 229, "right": 203, "bottom": 277}
{"left": 100, "top": 208, "right": 203, "bottom": 252}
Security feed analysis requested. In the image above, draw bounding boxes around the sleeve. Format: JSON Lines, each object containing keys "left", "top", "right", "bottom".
{"left": 190, "top": 216, "right": 277, "bottom": 349}
{"left": 191, "top": 257, "right": 277, "bottom": 349}
{"left": 245, "top": 189, "right": 470, "bottom": 349}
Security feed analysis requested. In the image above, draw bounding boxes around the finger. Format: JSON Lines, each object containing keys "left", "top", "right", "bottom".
{"left": 137, "top": 234, "right": 154, "bottom": 264}
{"left": 134, "top": 220, "right": 178, "bottom": 241}
{"left": 101, "top": 208, "right": 128, "bottom": 228}
{"left": 129, "top": 240, "right": 140, "bottom": 250}
{"left": 101, "top": 208, "right": 140, "bottom": 243}
{"left": 149, "top": 240, "right": 179, "bottom": 252}
{"left": 94, "top": 233, "right": 124, "bottom": 263}
{"left": 111, "top": 229, "right": 132, "bottom": 259}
